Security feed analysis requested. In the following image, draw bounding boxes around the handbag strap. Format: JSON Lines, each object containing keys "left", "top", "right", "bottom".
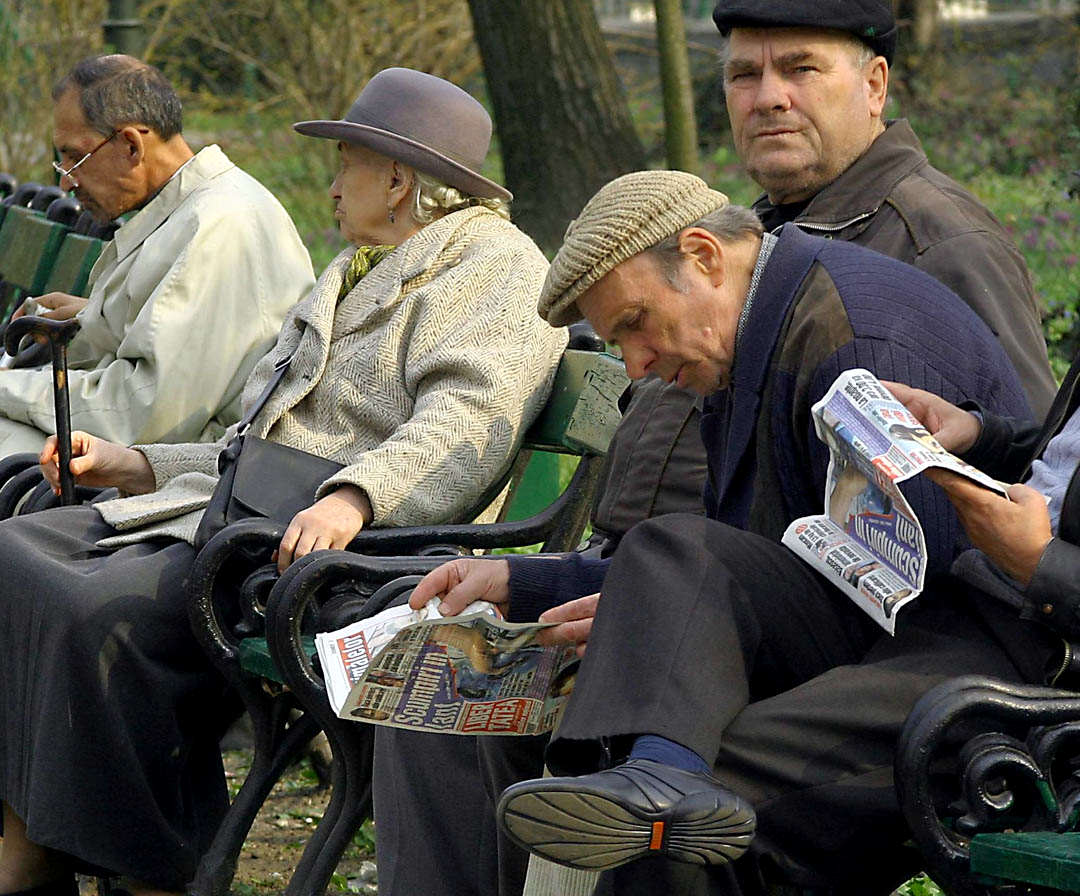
{"left": 236, "top": 352, "right": 294, "bottom": 437}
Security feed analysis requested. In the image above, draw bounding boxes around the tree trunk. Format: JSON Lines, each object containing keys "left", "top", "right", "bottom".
{"left": 467, "top": 0, "right": 645, "bottom": 254}
{"left": 654, "top": 0, "right": 698, "bottom": 173}
{"left": 895, "top": 0, "right": 939, "bottom": 52}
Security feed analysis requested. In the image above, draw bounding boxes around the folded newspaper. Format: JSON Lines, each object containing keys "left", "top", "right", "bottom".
{"left": 315, "top": 596, "right": 580, "bottom": 735}
{"left": 782, "top": 369, "right": 1008, "bottom": 634}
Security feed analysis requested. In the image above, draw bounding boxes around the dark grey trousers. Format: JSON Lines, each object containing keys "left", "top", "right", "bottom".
{"left": 547, "top": 514, "right": 1040, "bottom": 895}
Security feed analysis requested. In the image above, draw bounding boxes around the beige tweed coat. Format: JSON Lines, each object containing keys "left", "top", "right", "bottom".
{"left": 95, "top": 206, "right": 567, "bottom": 546}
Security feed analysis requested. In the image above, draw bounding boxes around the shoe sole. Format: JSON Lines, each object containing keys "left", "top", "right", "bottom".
{"left": 498, "top": 778, "right": 756, "bottom": 871}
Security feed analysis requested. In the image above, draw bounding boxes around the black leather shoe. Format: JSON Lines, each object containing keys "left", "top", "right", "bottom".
{"left": 497, "top": 758, "right": 756, "bottom": 871}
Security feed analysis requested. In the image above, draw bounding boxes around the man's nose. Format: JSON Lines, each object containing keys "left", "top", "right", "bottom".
{"left": 753, "top": 69, "right": 791, "bottom": 113}
{"left": 620, "top": 345, "right": 653, "bottom": 380}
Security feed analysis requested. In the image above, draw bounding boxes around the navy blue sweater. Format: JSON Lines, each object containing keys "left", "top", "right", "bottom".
{"left": 508, "top": 226, "right": 1031, "bottom": 622}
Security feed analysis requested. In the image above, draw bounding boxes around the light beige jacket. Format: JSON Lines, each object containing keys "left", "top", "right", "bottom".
{"left": 96, "top": 206, "right": 567, "bottom": 545}
{"left": 0, "top": 145, "right": 315, "bottom": 454}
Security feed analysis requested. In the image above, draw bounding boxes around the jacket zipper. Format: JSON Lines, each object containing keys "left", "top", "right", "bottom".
{"left": 795, "top": 210, "right": 876, "bottom": 234}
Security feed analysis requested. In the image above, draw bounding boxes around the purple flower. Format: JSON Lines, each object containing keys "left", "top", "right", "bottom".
{"left": 1053, "top": 210, "right": 1073, "bottom": 225}
{"left": 1032, "top": 214, "right": 1050, "bottom": 227}
{"left": 1044, "top": 236, "right": 1060, "bottom": 252}
{"left": 1065, "top": 254, "right": 1078, "bottom": 268}
{"left": 1022, "top": 231, "right": 1040, "bottom": 249}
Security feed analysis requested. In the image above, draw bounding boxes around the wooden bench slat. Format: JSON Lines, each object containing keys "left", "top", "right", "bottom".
{"left": 971, "top": 831, "right": 1080, "bottom": 892}
{"left": 42, "top": 232, "right": 104, "bottom": 296}
{"left": 239, "top": 636, "right": 316, "bottom": 685}
{"left": 0, "top": 206, "right": 69, "bottom": 295}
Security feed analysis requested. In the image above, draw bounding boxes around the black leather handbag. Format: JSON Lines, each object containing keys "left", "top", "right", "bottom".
{"left": 193, "top": 435, "right": 344, "bottom": 550}
{"left": 192, "top": 352, "right": 344, "bottom": 550}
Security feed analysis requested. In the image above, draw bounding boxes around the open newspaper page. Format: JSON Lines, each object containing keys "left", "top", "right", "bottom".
{"left": 782, "top": 369, "right": 1007, "bottom": 634}
{"left": 315, "top": 597, "right": 579, "bottom": 735}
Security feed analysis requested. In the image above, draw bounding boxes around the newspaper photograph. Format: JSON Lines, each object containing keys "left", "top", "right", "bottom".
{"left": 315, "top": 596, "right": 580, "bottom": 735}
{"left": 782, "top": 369, "right": 1007, "bottom": 634}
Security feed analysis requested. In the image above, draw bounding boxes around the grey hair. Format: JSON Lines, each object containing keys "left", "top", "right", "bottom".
{"left": 53, "top": 55, "right": 182, "bottom": 139}
{"left": 718, "top": 32, "right": 877, "bottom": 71}
{"left": 647, "top": 204, "right": 763, "bottom": 288}
{"left": 410, "top": 171, "right": 511, "bottom": 223}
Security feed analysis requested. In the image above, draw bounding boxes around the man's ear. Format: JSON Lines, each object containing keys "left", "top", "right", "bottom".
{"left": 676, "top": 228, "right": 725, "bottom": 285}
{"left": 866, "top": 56, "right": 888, "bottom": 118}
{"left": 117, "top": 125, "right": 146, "bottom": 167}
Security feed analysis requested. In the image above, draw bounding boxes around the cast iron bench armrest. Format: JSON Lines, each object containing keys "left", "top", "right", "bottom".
{"left": 896, "top": 675, "right": 1080, "bottom": 895}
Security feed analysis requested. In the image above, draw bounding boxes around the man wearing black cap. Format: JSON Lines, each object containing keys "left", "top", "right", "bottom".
{"left": 588, "top": 0, "right": 1054, "bottom": 560}
{"left": 713, "top": 0, "right": 1053, "bottom": 415}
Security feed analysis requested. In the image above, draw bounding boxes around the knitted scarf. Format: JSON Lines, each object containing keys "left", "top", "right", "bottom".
{"left": 338, "top": 244, "right": 396, "bottom": 301}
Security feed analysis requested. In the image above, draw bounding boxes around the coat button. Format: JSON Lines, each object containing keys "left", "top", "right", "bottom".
{"left": 1042, "top": 603, "right": 1055, "bottom": 615}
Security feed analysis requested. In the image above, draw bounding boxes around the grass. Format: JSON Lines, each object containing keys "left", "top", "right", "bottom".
{"left": 894, "top": 874, "right": 944, "bottom": 896}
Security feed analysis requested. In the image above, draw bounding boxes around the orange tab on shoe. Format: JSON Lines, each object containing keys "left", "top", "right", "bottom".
{"left": 649, "top": 821, "right": 665, "bottom": 850}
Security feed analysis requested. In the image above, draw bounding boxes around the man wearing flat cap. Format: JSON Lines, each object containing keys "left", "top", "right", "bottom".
{"left": 409, "top": 170, "right": 1039, "bottom": 894}
{"left": 589, "top": 0, "right": 1055, "bottom": 558}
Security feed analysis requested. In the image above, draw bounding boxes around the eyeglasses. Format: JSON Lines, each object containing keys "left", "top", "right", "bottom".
{"left": 52, "top": 129, "right": 118, "bottom": 185}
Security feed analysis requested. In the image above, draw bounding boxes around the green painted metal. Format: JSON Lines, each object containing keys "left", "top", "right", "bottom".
{"left": 500, "top": 348, "right": 625, "bottom": 522}
{"left": 971, "top": 831, "right": 1080, "bottom": 892}
{"left": 502, "top": 451, "right": 568, "bottom": 522}
{"left": 42, "top": 233, "right": 104, "bottom": 297}
{"left": 524, "top": 349, "right": 628, "bottom": 455}
{"left": 238, "top": 636, "right": 317, "bottom": 685}
{"left": 0, "top": 206, "right": 70, "bottom": 294}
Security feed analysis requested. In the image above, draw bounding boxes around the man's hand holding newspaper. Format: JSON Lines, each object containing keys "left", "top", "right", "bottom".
{"left": 409, "top": 557, "right": 597, "bottom": 656}
{"left": 783, "top": 370, "right": 1014, "bottom": 634}
{"left": 885, "top": 381, "right": 1053, "bottom": 585}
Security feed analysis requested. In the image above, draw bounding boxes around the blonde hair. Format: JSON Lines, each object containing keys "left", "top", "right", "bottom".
{"left": 411, "top": 171, "right": 511, "bottom": 223}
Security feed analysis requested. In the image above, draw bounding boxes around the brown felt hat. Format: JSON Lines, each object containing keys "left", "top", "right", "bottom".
{"left": 539, "top": 170, "right": 729, "bottom": 328}
{"left": 294, "top": 67, "right": 511, "bottom": 201}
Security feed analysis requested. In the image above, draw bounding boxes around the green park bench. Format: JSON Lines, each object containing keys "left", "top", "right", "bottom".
{"left": 40, "top": 230, "right": 105, "bottom": 298}
{"left": 0, "top": 205, "right": 71, "bottom": 314}
{"left": 0, "top": 177, "right": 106, "bottom": 321}
{"left": 184, "top": 342, "right": 628, "bottom": 896}
{"left": 898, "top": 675, "right": 1080, "bottom": 895}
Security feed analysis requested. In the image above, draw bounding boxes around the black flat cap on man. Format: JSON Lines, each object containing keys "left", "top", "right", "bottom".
{"left": 712, "top": 0, "right": 898, "bottom": 65}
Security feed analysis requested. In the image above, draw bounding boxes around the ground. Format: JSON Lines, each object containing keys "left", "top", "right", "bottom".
{"left": 222, "top": 750, "right": 376, "bottom": 895}
{"left": 70, "top": 748, "right": 375, "bottom": 896}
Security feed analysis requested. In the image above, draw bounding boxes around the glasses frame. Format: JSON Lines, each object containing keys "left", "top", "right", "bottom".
{"left": 52, "top": 129, "right": 119, "bottom": 185}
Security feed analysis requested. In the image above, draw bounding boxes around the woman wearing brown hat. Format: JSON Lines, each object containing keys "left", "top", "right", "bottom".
{"left": 0, "top": 68, "right": 565, "bottom": 896}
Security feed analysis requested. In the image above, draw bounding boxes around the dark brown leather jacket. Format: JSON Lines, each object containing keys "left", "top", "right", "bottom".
{"left": 758, "top": 119, "right": 1055, "bottom": 417}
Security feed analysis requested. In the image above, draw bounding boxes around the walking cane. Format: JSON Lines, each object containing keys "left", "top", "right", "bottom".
{"left": 4, "top": 316, "right": 81, "bottom": 505}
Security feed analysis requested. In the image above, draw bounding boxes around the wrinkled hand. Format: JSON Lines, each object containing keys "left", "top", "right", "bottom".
{"left": 408, "top": 557, "right": 511, "bottom": 617}
{"left": 275, "top": 484, "right": 372, "bottom": 573}
{"left": 536, "top": 593, "right": 599, "bottom": 658}
{"left": 39, "top": 431, "right": 155, "bottom": 494}
{"left": 17, "top": 292, "right": 89, "bottom": 322}
{"left": 881, "top": 381, "right": 981, "bottom": 455}
{"left": 926, "top": 469, "right": 1052, "bottom": 585}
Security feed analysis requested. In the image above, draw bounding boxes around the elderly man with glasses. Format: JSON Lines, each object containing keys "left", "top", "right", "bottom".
{"left": 0, "top": 54, "right": 314, "bottom": 455}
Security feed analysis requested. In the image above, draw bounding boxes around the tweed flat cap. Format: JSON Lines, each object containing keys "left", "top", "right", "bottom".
{"left": 713, "top": 0, "right": 898, "bottom": 64}
{"left": 539, "top": 170, "right": 729, "bottom": 327}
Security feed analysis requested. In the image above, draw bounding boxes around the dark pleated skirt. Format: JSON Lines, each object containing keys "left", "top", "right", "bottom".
{"left": 0, "top": 505, "right": 232, "bottom": 889}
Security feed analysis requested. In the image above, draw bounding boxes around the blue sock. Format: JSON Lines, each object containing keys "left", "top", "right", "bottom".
{"left": 628, "top": 734, "right": 711, "bottom": 775}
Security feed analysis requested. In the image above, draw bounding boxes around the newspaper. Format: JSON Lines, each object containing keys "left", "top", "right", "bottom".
{"left": 315, "top": 596, "right": 580, "bottom": 735}
{"left": 782, "top": 369, "right": 1007, "bottom": 634}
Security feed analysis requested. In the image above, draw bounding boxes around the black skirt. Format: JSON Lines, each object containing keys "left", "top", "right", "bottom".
{"left": 0, "top": 505, "right": 232, "bottom": 889}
